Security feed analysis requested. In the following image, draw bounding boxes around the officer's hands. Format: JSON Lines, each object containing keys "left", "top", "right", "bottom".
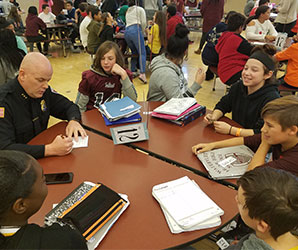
{"left": 66, "top": 120, "right": 87, "bottom": 142}
{"left": 45, "top": 135, "right": 73, "bottom": 156}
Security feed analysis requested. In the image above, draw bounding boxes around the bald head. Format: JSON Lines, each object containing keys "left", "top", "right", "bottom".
{"left": 18, "top": 52, "right": 53, "bottom": 99}
{"left": 20, "top": 52, "right": 52, "bottom": 73}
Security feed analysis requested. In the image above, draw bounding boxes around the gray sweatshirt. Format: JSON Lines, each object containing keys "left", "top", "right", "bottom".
{"left": 147, "top": 54, "right": 201, "bottom": 101}
{"left": 226, "top": 234, "right": 275, "bottom": 250}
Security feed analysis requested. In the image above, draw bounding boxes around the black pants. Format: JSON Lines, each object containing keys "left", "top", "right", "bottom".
{"left": 199, "top": 32, "right": 208, "bottom": 51}
{"left": 26, "top": 35, "right": 49, "bottom": 53}
{"left": 275, "top": 20, "right": 296, "bottom": 36}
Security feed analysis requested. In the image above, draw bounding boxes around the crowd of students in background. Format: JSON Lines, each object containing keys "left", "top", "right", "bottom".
{"left": 0, "top": 0, "right": 298, "bottom": 249}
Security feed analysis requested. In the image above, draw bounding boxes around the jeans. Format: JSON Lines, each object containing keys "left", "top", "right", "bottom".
{"left": 125, "top": 24, "right": 146, "bottom": 73}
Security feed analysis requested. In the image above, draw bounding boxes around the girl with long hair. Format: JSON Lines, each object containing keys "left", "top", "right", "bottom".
{"left": 245, "top": 5, "right": 277, "bottom": 42}
{"left": 145, "top": 11, "right": 167, "bottom": 57}
{"left": 98, "top": 12, "right": 114, "bottom": 48}
{"left": 76, "top": 41, "right": 137, "bottom": 112}
{"left": 7, "top": 6, "right": 24, "bottom": 36}
{"left": 0, "top": 29, "right": 25, "bottom": 85}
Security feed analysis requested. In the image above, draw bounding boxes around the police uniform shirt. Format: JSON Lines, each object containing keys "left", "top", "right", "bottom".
{"left": 0, "top": 78, "right": 81, "bottom": 159}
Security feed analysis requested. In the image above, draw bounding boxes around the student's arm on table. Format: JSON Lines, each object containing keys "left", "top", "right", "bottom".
{"left": 213, "top": 122, "right": 255, "bottom": 137}
{"left": 247, "top": 133, "right": 270, "bottom": 171}
{"left": 275, "top": 44, "right": 296, "bottom": 61}
{"left": 192, "top": 137, "right": 244, "bottom": 154}
{"left": 75, "top": 71, "right": 91, "bottom": 113}
{"left": 75, "top": 92, "right": 89, "bottom": 112}
{"left": 245, "top": 21, "right": 266, "bottom": 41}
{"left": 204, "top": 109, "right": 223, "bottom": 124}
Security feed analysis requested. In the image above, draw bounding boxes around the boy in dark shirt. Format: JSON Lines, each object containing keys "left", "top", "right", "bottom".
{"left": 227, "top": 167, "right": 298, "bottom": 250}
{"left": 0, "top": 150, "right": 87, "bottom": 249}
{"left": 192, "top": 96, "right": 298, "bottom": 176}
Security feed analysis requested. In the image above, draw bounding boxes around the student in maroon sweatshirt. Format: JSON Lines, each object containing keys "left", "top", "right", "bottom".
{"left": 166, "top": 4, "right": 183, "bottom": 40}
{"left": 216, "top": 12, "right": 254, "bottom": 86}
{"left": 25, "top": 6, "right": 49, "bottom": 55}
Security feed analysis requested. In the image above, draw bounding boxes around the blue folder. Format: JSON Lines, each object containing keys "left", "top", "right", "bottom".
{"left": 102, "top": 113, "right": 142, "bottom": 126}
{"left": 99, "top": 97, "right": 141, "bottom": 121}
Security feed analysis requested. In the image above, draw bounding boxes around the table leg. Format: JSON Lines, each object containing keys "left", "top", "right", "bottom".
{"left": 58, "top": 28, "right": 66, "bottom": 57}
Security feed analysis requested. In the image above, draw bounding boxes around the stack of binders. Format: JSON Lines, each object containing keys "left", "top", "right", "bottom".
{"left": 98, "top": 97, "right": 142, "bottom": 125}
{"left": 151, "top": 98, "right": 206, "bottom": 126}
{"left": 45, "top": 181, "right": 129, "bottom": 249}
{"left": 152, "top": 176, "right": 224, "bottom": 234}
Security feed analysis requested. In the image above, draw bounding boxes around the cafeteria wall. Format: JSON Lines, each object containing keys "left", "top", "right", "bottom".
{"left": 18, "top": 0, "right": 247, "bottom": 16}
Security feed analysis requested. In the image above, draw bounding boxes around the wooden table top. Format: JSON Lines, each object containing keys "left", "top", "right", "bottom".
{"left": 82, "top": 102, "right": 240, "bottom": 187}
{"left": 29, "top": 122, "right": 238, "bottom": 249}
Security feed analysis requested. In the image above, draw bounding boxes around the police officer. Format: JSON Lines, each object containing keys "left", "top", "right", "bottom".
{"left": 0, "top": 52, "right": 87, "bottom": 158}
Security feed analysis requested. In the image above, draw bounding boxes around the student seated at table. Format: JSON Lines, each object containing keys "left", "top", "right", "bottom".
{"left": 147, "top": 24, "right": 205, "bottom": 101}
{"left": 65, "top": 0, "right": 76, "bottom": 21}
{"left": 98, "top": 12, "right": 114, "bottom": 47}
{"left": 245, "top": 5, "right": 277, "bottom": 42}
{"left": 0, "top": 150, "right": 88, "bottom": 249}
{"left": 38, "top": 4, "right": 56, "bottom": 25}
{"left": 7, "top": 6, "right": 25, "bottom": 36}
{"left": 39, "top": 0, "right": 53, "bottom": 13}
{"left": 145, "top": 11, "right": 167, "bottom": 58}
{"left": 249, "top": 0, "right": 269, "bottom": 16}
{"left": 76, "top": 41, "right": 137, "bottom": 112}
{"left": 201, "top": 11, "right": 236, "bottom": 80}
{"left": 215, "top": 12, "right": 254, "bottom": 86}
{"left": 0, "top": 17, "right": 27, "bottom": 54}
{"left": 86, "top": 7, "right": 102, "bottom": 54}
{"left": 192, "top": 96, "right": 298, "bottom": 176}
{"left": 0, "top": 52, "right": 87, "bottom": 159}
{"left": 204, "top": 44, "right": 280, "bottom": 137}
{"left": 275, "top": 35, "right": 298, "bottom": 90}
{"left": 0, "top": 29, "right": 25, "bottom": 86}
{"left": 166, "top": 4, "right": 183, "bottom": 41}
{"left": 227, "top": 167, "right": 298, "bottom": 250}
{"left": 25, "top": 6, "right": 49, "bottom": 56}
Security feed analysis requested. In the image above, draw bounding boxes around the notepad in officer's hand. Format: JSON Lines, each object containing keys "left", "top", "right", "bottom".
{"left": 197, "top": 145, "right": 254, "bottom": 180}
{"left": 152, "top": 176, "right": 224, "bottom": 232}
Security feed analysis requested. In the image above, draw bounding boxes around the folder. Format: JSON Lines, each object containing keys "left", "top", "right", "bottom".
{"left": 102, "top": 112, "right": 142, "bottom": 126}
{"left": 98, "top": 97, "right": 141, "bottom": 121}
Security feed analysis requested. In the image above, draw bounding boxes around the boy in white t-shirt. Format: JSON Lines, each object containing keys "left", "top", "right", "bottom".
{"left": 38, "top": 4, "right": 56, "bottom": 24}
